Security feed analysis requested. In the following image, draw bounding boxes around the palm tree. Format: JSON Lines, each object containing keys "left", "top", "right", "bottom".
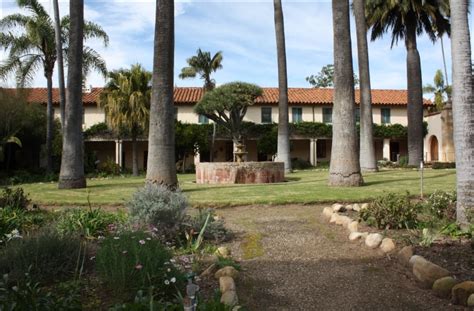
{"left": 146, "top": 0, "right": 177, "bottom": 188}
{"left": 0, "top": 0, "right": 109, "bottom": 173}
{"left": 329, "top": 0, "right": 364, "bottom": 187}
{"left": 179, "top": 48, "right": 223, "bottom": 91}
{"left": 179, "top": 48, "right": 223, "bottom": 162}
{"left": 354, "top": 0, "right": 377, "bottom": 172}
{"left": 423, "top": 69, "right": 451, "bottom": 111}
{"left": 53, "top": 0, "right": 65, "bottom": 128}
{"left": 366, "top": 0, "right": 450, "bottom": 166}
{"left": 449, "top": 0, "right": 473, "bottom": 228}
{"left": 58, "top": 0, "right": 85, "bottom": 189}
{"left": 273, "top": 0, "right": 292, "bottom": 173}
{"left": 99, "top": 64, "right": 151, "bottom": 176}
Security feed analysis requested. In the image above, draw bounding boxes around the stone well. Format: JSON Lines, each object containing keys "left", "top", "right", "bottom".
{"left": 196, "top": 162, "right": 285, "bottom": 184}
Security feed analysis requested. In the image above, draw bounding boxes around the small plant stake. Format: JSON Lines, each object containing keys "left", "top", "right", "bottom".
{"left": 420, "top": 161, "right": 424, "bottom": 199}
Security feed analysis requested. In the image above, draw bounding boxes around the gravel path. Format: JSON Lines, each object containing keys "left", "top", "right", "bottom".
{"left": 217, "top": 205, "right": 458, "bottom": 311}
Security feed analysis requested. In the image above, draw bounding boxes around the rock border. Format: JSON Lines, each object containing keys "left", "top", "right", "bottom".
{"left": 322, "top": 204, "right": 474, "bottom": 307}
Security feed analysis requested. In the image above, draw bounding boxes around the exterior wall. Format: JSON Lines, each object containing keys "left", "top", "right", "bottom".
{"left": 177, "top": 105, "right": 201, "bottom": 124}
{"left": 55, "top": 105, "right": 106, "bottom": 130}
{"left": 372, "top": 106, "right": 408, "bottom": 125}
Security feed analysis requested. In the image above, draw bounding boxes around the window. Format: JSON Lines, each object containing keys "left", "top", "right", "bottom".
{"left": 381, "top": 108, "right": 391, "bottom": 124}
{"left": 292, "top": 107, "right": 303, "bottom": 123}
{"left": 261, "top": 107, "right": 272, "bottom": 123}
{"left": 355, "top": 107, "right": 360, "bottom": 124}
{"left": 322, "top": 107, "right": 332, "bottom": 124}
{"left": 198, "top": 114, "right": 209, "bottom": 124}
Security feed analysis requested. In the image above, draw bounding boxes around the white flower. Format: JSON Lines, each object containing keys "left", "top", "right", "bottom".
{"left": 167, "top": 268, "right": 171, "bottom": 272}
{"left": 164, "top": 280, "right": 170, "bottom": 285}
{"left": 139, "top": 240, "right": 146, "bottom": 245}
{"left": 146, "top": 237, "right": 151, "bottom": 241}
{"left": 114, "top": 236, "right": 120, "bottom": 240}
{"left": 170, "top": 277, "right": 176, "bottom": 283}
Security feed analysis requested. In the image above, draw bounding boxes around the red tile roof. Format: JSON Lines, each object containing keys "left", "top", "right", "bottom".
{"left": 4, "top": 87, "right": 432, "bottom": 107}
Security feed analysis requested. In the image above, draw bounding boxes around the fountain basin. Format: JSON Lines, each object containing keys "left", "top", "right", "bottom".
{"left": 196, "top": 162, "right": 285, "bottom": 184}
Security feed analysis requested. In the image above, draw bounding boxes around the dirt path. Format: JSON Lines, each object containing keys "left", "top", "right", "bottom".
{"left": 217, "top": 205, "right": 458, "bottom": 311}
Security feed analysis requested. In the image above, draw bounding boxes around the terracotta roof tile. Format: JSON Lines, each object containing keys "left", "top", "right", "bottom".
{"left": 3, "top": 87, "right": 432, "bottom": 107}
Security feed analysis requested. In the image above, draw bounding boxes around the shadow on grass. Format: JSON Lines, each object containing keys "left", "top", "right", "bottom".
{"left": 364, "top": 171, "right": 455, "bottom": 187}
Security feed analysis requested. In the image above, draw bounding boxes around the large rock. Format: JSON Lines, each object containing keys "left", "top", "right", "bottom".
{"left": 322, "top": 207, "right": 334, "bottom": 219}
{"left": 215, "top": 266, "right": 239, "bottom": 279}
{"left": 467, "top": 294, "right": 474, "bottom": 307}
{"left": 352, "top": 203, "right": 361, "bottom": 212}
{"left": 412, "top": 257, "right": 450, "bottom": 288}
{"left": 332, "top": 203, "right": 345, "bottom": 212}
{"left": 336, "top": 215, "right": 352, "bottom": 227}
{"left": 361, "top": 203, "right": 370, "bottom": 211}
{"left": 329, "top": 213, "right": 339, "bottom": 224}
{"left": 347, "top": 221, "right": 358, "bottom": 233}
{"left": 345, "top": 204, "right": 353, "bottom": 211}
{"left": 349, "top": 232, "right": 367, "bottom": 241}
{"left": 215, "top": 246, "right": 231, "bottom": 258}
{"left": 432, "top": 276, "right": 457, "bottom": 299}
{"left": 365, "top": 233, "right": 383, "bottom": 249}
{"left": 398, "top": 246, "right": 414, "bottom": 266}
{"left": 409, "top": 255, "right": 424, "bottom": 268}
{"left": 380, "top": 238, "right": 396, "bottom": 253}
{"left": 221, "top": 290, "right": 238, "bottom": 306}
{"left": 219, "top": 276, "right": 236, "bottom": 292}
{"left": 452, "top": 281, "right": 474, "bottom": 306}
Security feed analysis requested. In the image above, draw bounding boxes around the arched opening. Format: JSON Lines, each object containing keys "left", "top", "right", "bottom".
{"left": 430, "top": 135, "right": 439, "bottom": 162}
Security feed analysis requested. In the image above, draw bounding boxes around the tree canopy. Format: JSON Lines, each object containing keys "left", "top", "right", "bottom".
{"left": 423, "top": 69, "right": 451, "bottom": 111}
{"left": 194, "top": 82, "right": 263, "bottom": 142}
{"left": 179, "top": 48, "right": 223, "bottom": 91}
{"left": 306, "top": 64, "right": 359, "bottom": 88}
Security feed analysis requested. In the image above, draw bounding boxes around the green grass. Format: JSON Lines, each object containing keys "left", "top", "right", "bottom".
{"left": 19, "top": 169, "right": 456, "bottom": 207}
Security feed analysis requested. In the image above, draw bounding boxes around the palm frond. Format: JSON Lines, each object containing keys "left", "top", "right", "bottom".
{"left": 82, "top": 46, "right": 107, "bottom": 79}
{"left": 17, "top": 0, "right": 49, "bottom": 19}
{"left": 83, "top": 20, "right": 109, "bottom": 46}
{"left": 0, "top": 14, "right": 31, "bottom": 30}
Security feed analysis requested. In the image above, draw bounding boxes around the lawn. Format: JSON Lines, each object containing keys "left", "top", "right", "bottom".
{"left": 19, "top": 169, "right": 456, "bottom": 207}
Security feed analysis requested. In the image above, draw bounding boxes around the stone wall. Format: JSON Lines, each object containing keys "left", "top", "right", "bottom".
{"left": 196, "top": 162, "right": 285, "bottom": 184}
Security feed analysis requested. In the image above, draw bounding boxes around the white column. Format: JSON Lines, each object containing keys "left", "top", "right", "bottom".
{"left": 194, "top": 150, "right": 201, "bottom": 165}
{"left": 310, "top": 138, "right": 318, "bottom": 166}
{"left": 115, "top": 140, "right": 123, "bottom": 167}
{"left": 383, "top": 138, "right": 391, "bottom": 161}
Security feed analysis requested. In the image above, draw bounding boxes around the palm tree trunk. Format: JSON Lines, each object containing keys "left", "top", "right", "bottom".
{"left": 46, "top": 73, "right": 54, "bottom": 173}
{"left": 354, "top": 0, "right": 377, "bottom": 172}
{"left": 132, "top": 134, "right": 138, "bottom": 176}
{"left": 53, "top": 0, "right": 66, "bottom": 129}
{"left": 405, "top": 17, "right": 424, "bottom": 166}
{"left": 273, "top": 0, "right": 292, "bottom": 173}
{"left": 58, "top": 0, "right": 86, "bottom": 189}
{"left": 329, "top": 0, "right": 363, "bottom": 187}
{"left": 146, "top": 0, "right": 177, "bottom": 188}
{"left": 449, "top": 0, "right": 474, "bottom": 227}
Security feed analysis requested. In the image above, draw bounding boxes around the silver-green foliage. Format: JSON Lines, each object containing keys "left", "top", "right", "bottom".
{"left": 127, "top": 184, "right": 188, "bottom": 232}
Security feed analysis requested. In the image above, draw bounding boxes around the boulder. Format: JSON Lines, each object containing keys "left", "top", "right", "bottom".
{"left": 332, "top": 203, "right": 345, "bottom": 212}
{"left": 336, "top": 215, "right": 352, "bottom": 227}
{"left": 215, "top": 266, "right": 239, "bottom": 279}
{"left": 409, "top": 255, "right": 424, "bottom": 268}
{"left": 347, "top": 221, "right": 358, "bottom": 233}
{"left": 215, "top": 246, "right": 231, "bottom": 258}
{"left": 219, "top": 276, "right": 236, "bottom": 292}
{"left": 329, "top": 213, "right": 339, "bottom": 224}
{"left": 349, "top": 232, "right": 367, "bottom": 241}
{"left": 452, "top": 281, "right": 474, "bottom": 306}
{"left": 432, "top": 276, "right": 457, "bottom": 299}
{"left": 361, "top": 203, "right": 369, "bottom": 210}
{"left": 345, "top": 204, "right": 353, "bottom": 211}
{"left": 322, "top": 207, "right": 334, "bottom": 219}
{"left": 380, "top": 238, "right": 396, "bottom": 253}
{"left": 221, "top": 290, "right": 238, "bottom": 306}
{"left": 412, "top": 257, "right": 450, "bottom": 288}
{"left": 365, "top": 233, "right": 383, "bottom": 249}
{"left": 467, "top": 294, "right": 474, "bottom": 307}
{"left": 398, "top": 246, "right": 414, "bottom": 266}
{"left": 352, "top": 203, "right": 361, "bottom": 212}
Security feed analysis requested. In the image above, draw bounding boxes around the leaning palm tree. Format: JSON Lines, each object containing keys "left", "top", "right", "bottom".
{"left": 58, "top": 0, "right": 85, "bottom": 189}
{"left": 0, "top": 0, "right": 109, "bottom": 173}
{"left": 179, "top": 48, "right": 223, "bottom": 91}
{"left": 99, "top": 64, "right": 151, "bottom": 176}
{"left": 147, "top": 0, "right": 178, "bottom": 188}
{"left": 365, "top": 0, "right": 450, "bottom": 166}
{"left": 449, "top": 0, "right": 473, "bottom": 228}
{"left": 353, "top": 0, "right": 377, "bottom": 172}
{"left": 329, "top": 0, "right": 364, "bottom": 187}
{"left": 273, "top": 0, "right": 292, "bottom": 173}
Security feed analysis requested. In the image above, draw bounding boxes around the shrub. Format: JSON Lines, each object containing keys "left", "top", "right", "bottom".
{"left": 0, "top": 187, "right": 30, "bottom": 210}
{"left": 185, "top": 209, "right": 230, "bottom": 244}
{"left": 0, "top": 208, "right": 52, "bottom": 238}
{"left": 291, "top": 158, "right": 313, "bottom": 170}
{"left": 398, "top": 156, "right": 408, "bottom": 167}
{"left": 0, "top": 230, "right": 81, "bottom": 283}
{"left": 96, "top": 231, "right": 184, "bottom": 300}
{"left": 432, "top": 162, "right": 456, "bottom": 169}
{"left": 56, "top": 207, "right": 127, "bottom": 238}
{"left": 425, "top": 190, "right": 457, "bottom": 220}
{"left": 127, "top": 184, "right": 188, "bottom": 236}
{"left": 359, "top": 192, "right": 420, "bottom": 229}
{"left": 98, "top": 157, "right": 121, "bottom": 176}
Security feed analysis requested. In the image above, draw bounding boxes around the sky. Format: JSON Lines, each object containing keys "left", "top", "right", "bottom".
{"left": 1, "top": 0, "right": 473, "bottom": 97}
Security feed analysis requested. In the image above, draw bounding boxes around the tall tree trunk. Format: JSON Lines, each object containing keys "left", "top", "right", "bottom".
{"left": 329, "top": 0, "right": 363, "bottom": 187}
{"left": 273, "top": 0, "right": 291, "bottom": 173}
{"left": 58, "top": 0, "right": 86, "bottom": 189}
{"left": 46, "top": 73, "right": 54, "bottom": 173}
{"left": 146, "top": 0, "right": 177, "bottom": 188}
{"left": 354, "top": 0, "right": 377, "bottom": 172}
{"left": 449, "top": 0, "right": 474, "bottom": 227}
{"left": 132, "top": 134, "right": 138, "bottom": 176}
{"left": 53, "top": 0, "right": 66, "bottom": 129}
{"left": 405, "top": 17, "right": 424, "bottom": 166}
